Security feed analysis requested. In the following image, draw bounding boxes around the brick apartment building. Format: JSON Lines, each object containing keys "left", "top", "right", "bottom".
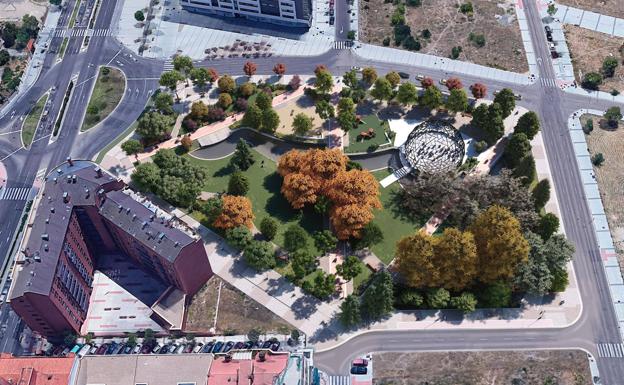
{"left": 180, "top": 0, "right": 312, "bottom": 27}
{"left": 8, "top": 160, "right": 212, "bottom": 337}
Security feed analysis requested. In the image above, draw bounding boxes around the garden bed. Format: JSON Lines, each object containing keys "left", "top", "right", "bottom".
{"left": 22, "top": 93, "right": 47, "bottom": 147}
{"left": 81, "top": 66, "right": 126, "bottom": 131}
{"left": 346, "top": 114, "right": 391, "bottom": 153}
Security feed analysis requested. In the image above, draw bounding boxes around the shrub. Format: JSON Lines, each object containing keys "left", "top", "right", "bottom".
{"left": 225, "top": 226, "right": 253, "bottom": 249}
{"left": 460, "top": 2, "right": 473, "bottom": 14}
{"left": 397, "top": 288, "right": 424, "bottom": 308}
{"left": 260, "top": 217, "right": 278, "bottom": 241}
{"left": 451, "top": 46, "right": 462, "bottom": 59}
{"left": 451, "top": 292, "right": 477, "bottom": 313}
{"left": 283, "top": 224, "right": 309, "bottom": 252}
{"left": 582, "top": 119, "right": 593, "bottom": 134}
{"left": 474, "top": 140, "right": 488, "bottom": 153}
{"left": 477, "top": 281, "right": 512, "bottom": 308}
{"left": 426, "top": 288, "right": 450, "bottom": 308}
{"left": 382, "top": 36, "right": 391, "bottom": 46}
{"left": 591, "top": 153, "right": 605, "bottom": 166}
{"left": 469, "top": 32, "right": 486, "bottom": 47}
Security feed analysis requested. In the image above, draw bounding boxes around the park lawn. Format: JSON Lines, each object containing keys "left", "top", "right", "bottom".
{"left": 346, "top": 114, "right": 390, "bottom": 153}
{"left": 185, "top": 149, "right": 323, "bottom": 250}
{"left": 369, "top": 169, "right": 423, "bottom": 264}
{"left": 81, "top": 67, "right": 125, "bottom": 131}
{"left": 22, "top": 93, "right": 48, "bottom": 147}
{"left": 352, "top": 262, "right": 373, "bottom": 291}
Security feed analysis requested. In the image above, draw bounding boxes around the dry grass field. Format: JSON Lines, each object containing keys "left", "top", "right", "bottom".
{"left": 373, "top": 350, "right": 591, "bottom": 385}
{"left": 557, "top": 0, "right": 624, "bottom": 19}
{"left": 565, "top": 25, "right": 624, "bottom": 93}
{"left": 275, "top": 94, "right": 324, "bottom": 137}
{"left": 358, "top": 0, "right": 528, "bottom": 72}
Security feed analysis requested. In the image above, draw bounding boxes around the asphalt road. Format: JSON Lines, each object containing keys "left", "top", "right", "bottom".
{"left": 0, "top": 0, "right": 623, "bottom": 381}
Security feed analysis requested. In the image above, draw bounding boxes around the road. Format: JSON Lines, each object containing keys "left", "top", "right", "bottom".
{"left": 0, "top": 0, "right": 623, "bottom": 381}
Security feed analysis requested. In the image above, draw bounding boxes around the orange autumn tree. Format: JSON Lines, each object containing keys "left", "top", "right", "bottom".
{"left": 278, "top": 148, "right": 381, "bottom": 239}
{"left": 213, "top": 195, "right": 255, "bottom": 229}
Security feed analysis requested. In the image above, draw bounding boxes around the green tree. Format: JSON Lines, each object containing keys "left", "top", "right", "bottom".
{"left": 228, "top": 171, "right": 250, "bottom": 196}
{"left": 451, "top": 292, "right": 477, "bottom": 313}
{"left": 121, "top": 139, "right": 143, "bottom": 156}
{"left": 385, "top": 71, "right": 401, "bottom": 88}
{"left": 336, "top": 255, "right": 362, "bottom": 281}
{"left": 315, "top": 69, "right": 334, "bottom": 94}
{"left": 243, "top": 241, "right": 276, "bottom": 270}
{"left": 0, "top": 50, "right": 10, "bottom": 66}
{"left": 396, "top": 82, "right": 418, "bottom": 106}
{"left": 218, "top": 75, "right": 236, "bottom": 93}
{"left": 131, "top": 162, "right": 161, "bottom": 191}
{"left": 515, "top": 111, "right": 540, "bottom": 139}
{"left": 225, "top": 226, "right": 253, "bottom": 249}
{"left": 370, "top": 77, "right": 394, "bottom": 101}
{"left": 532, "top": 179, "right": 550, "bottom": 210}
{"left": 505, "top": 133, "right": 531, "bottom": 167}
{"left": 355, "top": 222, "right": 384, "bottom": 249}
{"left": 143, "top": 328, "right": 156, "bottom": 344}
{"left": 337, "top": 97, "right": 357, "bottom": 132}
{"left": 338, "top": 295, "right": 361, "bottom": 327}
{"left": 469, "top": 205, "right": 530, "bottom": 283}
{"left": 419, "top": 85, "right": 443, "bottom": 110}
{"left": 602, "top": 56, "right": 619, "bottom": 77}
{"left": 284, "top": 224, "right": 309, "bottom": 252}
{"left": 397, "top": 288, "right": 424, "bottom": 308}
{"left": 159, "top": 70, "right": 184, "bottom": 99}
{"left": 202, "top": 197, "right": 223, "bottom": 225}
{"left": 305, "top": 271, "right": 336, "bottom": 299}
{"left": 473, "top": 102, "right": 505, "bottom": 145}
{"left": 512, "top": 154, "right": 536, "bottom": 186}
{"left": 291, "top": 249, "right": 316, "bottom": 279}
{"left": 255, "top": 91, "right": 273, "bottom": 111}
{"left": 190, "top": 67, "right": 211, "bottom": 88}
{"left": 259, "top": 217, "right": 278, "bottom": 241}
{"left": 134, "top": 10, "right": 145, "bottom": 22}
{"left": 230, "top": 139, "right": 255, "bottom": 171}
{"left": 537, "top": 213, "right": 560, "bottom": 240}
{"left": 361, "top": 67, "right": 378, "bottom": 85}
{"left": 445, "top": 88, "right": 468, "bottom": 113}
{"left": 426, "top": 288, "right": 450, "bottom": 308}
{"left": 550, "top": 268, "right": 569, "bottom": 292}
{"left": 154, "top": 92, "right": 174, "bottom": 114}
{"left": 136, "top": 111, "right": 174, "bottom": 143}
{"left": 343, "top": 69, "right": 358, "bottom": 89}
{"left": 247, "top": 328, "right": 262, "bottom": 343}
{"left": 582, "top": 72, "right": 602, "bottom": 90}
{"left": 126, "top": 332, "right": 138, "bottom": 347}
{"left": 361, "top": 270, "right": 394, "bottom": 320}
{"left": 49, "top": 0, "right": 62, "bottom": 5}
{"left": 313, "top": 230, "right": 338, "bottom": 253}
{"left": 261, "top": 109, "right": 280, "bottom": 133}
{"left": 218, "top": 93, "right": 233, "bottom": 108}
{"left": 604, "top": 106, "right": 622, "bottom": 128}
{"left": 292, "top": 113, "right": 313, "bottom": 136}
{"left": 493, "top": 88, "right": 515, "bottom": 118}
{"left": 315, "top": 100, "right": 335, "bottom": 120}
{"left": 478, "top": 281, "right": 512, "bottom": 308}
{"left": 547, "top": 3, "right": 557, "bottom": 16}
{"left": 242, "top": 104, "right": 262, "bottom": 129}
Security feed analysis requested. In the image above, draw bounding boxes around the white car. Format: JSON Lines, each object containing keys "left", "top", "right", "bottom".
{"left": 351, "top": 66, "right": 362, "bottom": 72}
{"left": 439, "top": 78, "right": 447, "bottom": 85}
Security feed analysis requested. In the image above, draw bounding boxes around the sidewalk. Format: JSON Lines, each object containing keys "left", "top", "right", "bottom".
{"left": 567, "top": 108, "right": 624, "bottom": 338}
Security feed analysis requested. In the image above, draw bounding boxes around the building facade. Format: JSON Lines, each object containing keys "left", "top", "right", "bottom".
{"left": 180, "top": 0, "right": 313, "bottom": 27}
{"left": 9, "top": 161, "right": 213, "bottom": 337}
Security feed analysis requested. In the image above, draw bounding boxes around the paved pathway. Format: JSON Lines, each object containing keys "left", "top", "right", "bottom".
{"left": 553, "top": 3, "right": 624, "bottom": 37}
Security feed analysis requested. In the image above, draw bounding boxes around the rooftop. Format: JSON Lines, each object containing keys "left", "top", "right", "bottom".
{"left": 0, "top": 353, "right": 74, "bottom": 385}
{"left": 208, "top": 353, "right": 289, "bottom": 385}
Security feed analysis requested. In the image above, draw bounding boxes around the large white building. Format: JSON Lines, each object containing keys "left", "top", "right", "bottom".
{"left": 180, "top": 0, "right": 313, "bottom": 27}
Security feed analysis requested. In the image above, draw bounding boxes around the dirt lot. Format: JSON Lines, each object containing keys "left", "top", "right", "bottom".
{"left": 358, "top": 0, "right": 528, "bottom": 73}
{"left": 557, "top": 0, "right": 624, "bottom": 19}
{"left": 185, "top": 276, "right": 293, "bottom": 335}
{"left": 274, "top": 94, "right": 323, "bottom": 137}
{"left": 0, "top": 0, "right": 47, "bottom": 22}
{"left": 565, "top": 25, "right": 624, "bottom": 93}
{"left": 373, "top": 350, "right": 591, "bottom": 385}
{"left": 582, "top": 114, "right": 624, "bottom": 274}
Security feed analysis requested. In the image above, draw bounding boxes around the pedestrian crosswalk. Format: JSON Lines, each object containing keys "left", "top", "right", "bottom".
{"left": 540, "top": 77, "right": 558, "bottom": 88}
{"left": 597, "top": 343, "right": 624, "bottom": 358}
{"left": 0, "top": 187, "right": 31, "bottom": 201}
{"left": 327, "top": 376, "right": 351, "bottom": 385}
{"left": 52, "top": 28, "right": 112, "bottom": 38}
{"left": 333, "top": 40, "right": 353, "bottom": 50}
{"left": 163, "top": 60, "right": 174, "bottom": 71}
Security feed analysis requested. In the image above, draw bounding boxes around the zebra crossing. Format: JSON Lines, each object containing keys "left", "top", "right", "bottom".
{"left": 0, "top": 187, "right": 31, "bottom": 201}
{"left": 163, "top": 60, "right": 174, "bottom": 71}
{"left": 327, "top": 376, "right": 351, "bottom": 385}
{"left": 540, "top": 77, "right": 558, "bottom": 88}
{"left": 52, "top": 28, "right": 112, "bottom": 38}
{"left": 597, "top": 343, "right": 624, "bottom": 358}
{"left": 333, "top": 41, "right": 353, "bottom": 50}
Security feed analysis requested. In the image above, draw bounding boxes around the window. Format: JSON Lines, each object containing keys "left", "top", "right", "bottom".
{"left": 178, "top": 383, "right": 197, "bottom": 385}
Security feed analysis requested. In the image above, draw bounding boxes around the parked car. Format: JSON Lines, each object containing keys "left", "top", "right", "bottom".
{"left": 147, "top": 344, "right": 159, "bottom": 354}
{"left": 514, "top": 93, "right": 522, "bottom": 100}
{"left": 201, "top": 342, "right": 215, "bottom": 353}
{"left": 255, "top": 341, "right": 264, "bottom": 349}
{"left": 439, "top": 78, "right": 447, "bottom": 85}
{"left": 88, "top": 345, "right": 98, "bottom": 355}
{"left": 155, "top": 344, "right": 166, "bottom": 354}
{"left": 96, "top": 344, "right": 108, "bottom": 355}
{"left": 329, "top": 16, "right": 335, "bottom": 25}
{"left": 77, "top": 345, "right": 91, "bottom": 357}
{"left": 223, "top": 341, "right": 235, "bottom": 353}
{"left": 544, "top": 26, "right": 552, "bottom": 33}
{"left": 398, "top": 72, "right": 409, "bottom": 79}
{"left": 122, "top": 345, "right": 133, "bottom": 354}
{"left": 262, "top": 341, "right": 272, "bottom": 349}
{"left": 168, "top": 344, "right": 179, "bottom": 354}
{"left": 546, "top": 31, "right": 553, "bottom": 41}
{"left": 329, "top": 8, "right": 334, "bottom": 16}
{"left": 212, "top": 342, "right": 224, "bottom": 353}
{"left": 112, "top": 344, "right": 125, "bottom": 355}
{"left": 105, "top": 343, "right": 117, "bottom": 355}
{"left": 132, "top": 344, "right": 142, "bottom": 354}
{"left": 352, "top": 359, "right": 368, "bottom": 367}
{"left": 351, "top": 366, "right": 367, "bottom": 375}
{"left": 193, "top": 343, "right": 204, "bottom": 353}
{"left": 416, "top": 74, "right": 425, "bottom": 80}
{"left": 244, "top": 341, "right": 254, "bottom": 349}
{"left": 270, "top": 342, "right": 280, "bottom": 352}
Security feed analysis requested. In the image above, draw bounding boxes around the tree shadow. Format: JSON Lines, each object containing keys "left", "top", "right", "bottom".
{"left": 214, "top": 164, "right": 235, "bottom": 178}
{"left": 295, "top": 95, "right": 315, "bottom": 108}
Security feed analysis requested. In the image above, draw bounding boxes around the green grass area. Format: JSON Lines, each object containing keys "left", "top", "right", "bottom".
{"left": 185, "top": 149, "right": 324, "bottom": 250}
{"left": 81, "top": 67, "right": 126, "bottom": 131}
{"left": 352, "top": 261, "right": 373, "bottom": 291}
{"left": 68, "top": 0, "right": 82, "bottom": 28}
{"left": 22, "top": 93, "right": 48, "bottom": 147}
{"left": 58, "top": 37, "right": 69, "bottom": 59}
{"left": 345, "top": 114, "right": 391, "bottom": 153}
{"left": 369, "top": 169, "right": 423, "bottom": 264}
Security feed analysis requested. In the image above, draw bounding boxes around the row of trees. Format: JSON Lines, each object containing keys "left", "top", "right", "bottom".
{"left": 339, "top": 270, "right": 395, "bottom": 327}
{"left": 278, "top": 148, "right": 381, "bottom": 239}
{"left": 471, "top": 88, "right": 516, "bottom": 144}
{"left": 1, "top": 15, "right": 39, "bottom": 50}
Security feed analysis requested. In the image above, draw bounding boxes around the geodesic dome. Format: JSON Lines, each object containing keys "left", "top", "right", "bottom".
{"left": 399, "top": 120, "right": 465, "bottom": 174}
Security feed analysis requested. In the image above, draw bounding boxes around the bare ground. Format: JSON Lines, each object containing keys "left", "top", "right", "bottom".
{"left": 556, "top": 0, "right": 624, "bottom": 20}
{"left": 565, "top": 25, "right": 624, "bottom": 93}
{"left": 275, "top": 94, "right": 324, "bottom": 137}
{"left": 185, "top": 276, "right": 294, "bottom": 335}
{"left": 358, "top": 0, "right": 528, "bottom": 73}
{"left": 0, "top": 0, "right": 47, "bottom": 21}
{"left": 373, "top": 351, "right": 591, "bottom": 385}
{"left": 582, "top": 114, "right": 624, "bottom": 275}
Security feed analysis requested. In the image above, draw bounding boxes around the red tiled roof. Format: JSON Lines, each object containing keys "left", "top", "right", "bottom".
{"left": 208, "top": 353, "right": 288, "bottom": 385}
{"left": 0, "top": 354, "right": 74, "bottom": 385}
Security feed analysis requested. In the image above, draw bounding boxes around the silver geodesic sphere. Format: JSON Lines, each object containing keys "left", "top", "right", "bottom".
{"left": 399, "top": 120, "right": 465, "bottom": 173}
